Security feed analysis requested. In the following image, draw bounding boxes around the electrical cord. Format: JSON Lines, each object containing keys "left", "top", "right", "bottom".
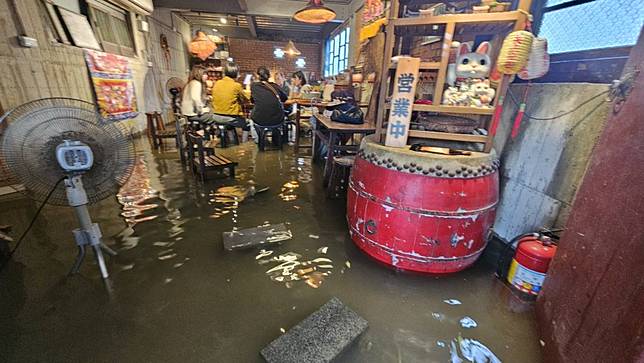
{"left": 0, "top": 176, "right": 66, "bottom": 274}
{"left": 506, "top": 87, "right": 610, "bottom": 121}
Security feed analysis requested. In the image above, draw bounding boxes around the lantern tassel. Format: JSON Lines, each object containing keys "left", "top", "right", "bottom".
{"left": 511, "top": 103, "right": 526, "bottom": 139}
{"left": 489, "top": 96, "right": 504, "bottom": 136}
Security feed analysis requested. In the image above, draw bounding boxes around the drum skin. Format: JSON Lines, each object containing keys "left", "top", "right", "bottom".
{"left": 347, "top": 136, "right": 500, "bottom": 274}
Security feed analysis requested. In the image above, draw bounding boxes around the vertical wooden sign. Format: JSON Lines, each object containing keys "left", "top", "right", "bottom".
{"left": 385, "top": 56, "right": 421, "bottom": 147}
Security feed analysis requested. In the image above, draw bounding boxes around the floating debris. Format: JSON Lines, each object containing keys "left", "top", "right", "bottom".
{"left": 223, "top": 223, "right": 292, "bottom": 250}
{"left": 308, "top": 234, "right": 320, "bottom": 239}
{"left": 173, "top": 262, "right": 184, "bottom": 268}
{"left": 317, "top": 246, "right": 328, "bottom": 254}
{"left": 312, "top": 258, "right": 332, "bottom": 264}
{"left": 432, "top": 312, "right": 446, "bottom": 322}
{"left": 153, "top": 241, "right": 173, "bottom": 247}
{"left": 459, "top": 317, "right": 478, "bottom": 329}
{"left": 164, "top": 278, "right": 173, "bottom": 284}
{"left": 158, "top": 253, "right": 177, "bottom": 261}
{"left": 450, "top": 336, "right": 501, "bottom": 363}
{"left": 539, "top": 339, "right": 546, "bottom": 347}
{"left": 437, "top": 340, "right": 446, "bottom": 348}
{"left": 443, "top": 299, "right": 462, "bottom": 305}
{"left": 280, "top": 328, "right": 286, "bottom": 334}
{"left": 345, "top": 261, "right": 351, "bottom": 269}
{"left": 293, "top": 206, "right": 301, "bottom": 210}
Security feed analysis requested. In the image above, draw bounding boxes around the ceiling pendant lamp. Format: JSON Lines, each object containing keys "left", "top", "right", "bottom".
{"left": 293, "top": 0, "right": 336, "bottom": 24}
{"left": 285, "top": 40, "right": 302, "bottom": 56}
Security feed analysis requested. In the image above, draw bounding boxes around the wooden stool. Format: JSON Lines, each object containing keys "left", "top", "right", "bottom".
{"left": 326, "top": 155, "right": 355, "bottom": 199}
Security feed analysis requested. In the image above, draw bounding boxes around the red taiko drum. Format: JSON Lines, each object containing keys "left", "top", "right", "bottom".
{"left": 347, "top": 136, "right": 500, "bottom": 274}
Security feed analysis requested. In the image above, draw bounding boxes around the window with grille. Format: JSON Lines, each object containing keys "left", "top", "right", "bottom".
{"left": 87, "top": 0, "right": 135, "bottom": 57}
{"left": 538, "top": 0, "right": 644, "bottom": 54}
{"left": 324, "top": 26, "right": 351, "bottom": 78}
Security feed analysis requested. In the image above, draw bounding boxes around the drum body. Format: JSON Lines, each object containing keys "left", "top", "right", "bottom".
{"left": 347, "top": 136, "right": 500, "bottom": 273}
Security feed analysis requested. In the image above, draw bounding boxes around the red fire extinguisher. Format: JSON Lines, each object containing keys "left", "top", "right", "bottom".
{"left": 506, "top": 235, "right": 557, "bottom": 296}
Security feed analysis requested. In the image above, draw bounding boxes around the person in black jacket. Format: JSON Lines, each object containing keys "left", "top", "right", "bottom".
{"left": 251, "top": 67, "right": 288, "bottom": 125}
{"left": 251, "top": 67, "right": 288, "bottom": 146}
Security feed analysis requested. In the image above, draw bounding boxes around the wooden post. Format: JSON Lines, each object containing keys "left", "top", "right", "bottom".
{"left": 375, "top": 0, "right": 401, "bottom": 142}
{"left": 433, "top": 22, "right": 456, "bottom": 106}
{"left": 384, "top": 57, "right": 420, "bottom": 147}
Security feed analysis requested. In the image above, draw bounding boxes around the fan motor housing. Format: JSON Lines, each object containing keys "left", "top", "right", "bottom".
{"left": 56, "top": 140, "right": 94, "bottom": 172}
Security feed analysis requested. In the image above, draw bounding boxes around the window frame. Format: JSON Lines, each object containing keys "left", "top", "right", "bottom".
{"left": 324, "top": 24, "right": 351, "bottom": 78}
{"left": 86, "top": 0, "right": 136, "bottom": 57}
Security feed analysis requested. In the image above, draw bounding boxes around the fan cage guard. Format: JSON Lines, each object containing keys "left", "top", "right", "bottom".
{"left": 0, "top": 98, "right": 136, "bottom": 206}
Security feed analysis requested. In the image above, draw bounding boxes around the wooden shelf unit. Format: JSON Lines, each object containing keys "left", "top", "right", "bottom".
{"left": 375, "top": 0, "right": 532, "bottom": 153}
{"left": 385, "top": 103, "right": 496, "bottom": 115}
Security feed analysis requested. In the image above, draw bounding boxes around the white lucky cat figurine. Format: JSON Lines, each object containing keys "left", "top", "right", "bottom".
{"left": 469, "top": 79, "right": 496, "bottom": 107}
{"left": 447, "top": 42, "right": 492, "bottom": 85}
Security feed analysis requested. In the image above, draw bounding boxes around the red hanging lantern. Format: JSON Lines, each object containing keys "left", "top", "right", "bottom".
{"left": 189, "top": 31, "right": 216, "bottom": 61}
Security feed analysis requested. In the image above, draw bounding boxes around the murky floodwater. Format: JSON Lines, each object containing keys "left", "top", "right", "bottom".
{"left": 0, "top": 139, "right": 541, "bottom": 362}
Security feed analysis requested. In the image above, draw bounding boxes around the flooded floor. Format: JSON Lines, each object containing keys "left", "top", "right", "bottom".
{"left": 0, "top": 139, "right": 541, "bottom": 362}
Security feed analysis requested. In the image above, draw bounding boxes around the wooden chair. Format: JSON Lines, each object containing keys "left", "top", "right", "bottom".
{"left": 326, "top": 155, "right": 355, "bottom": 199}
{"left": 186, "top": 132, "right": 237, "bottom": 182}
{"left": 146, "top": 112, "right": 176, "bottom": 148}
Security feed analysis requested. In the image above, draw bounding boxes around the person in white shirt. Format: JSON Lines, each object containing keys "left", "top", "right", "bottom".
{"left": 180, "top": 66, "right": 220, "bottom": 126}
{"left": 289, "top": 71, "right": 312, "bottom": 98}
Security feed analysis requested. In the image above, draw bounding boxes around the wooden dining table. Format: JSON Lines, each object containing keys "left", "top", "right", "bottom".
{"left": 311, "top": 114, "right": 376, "bottom": 185}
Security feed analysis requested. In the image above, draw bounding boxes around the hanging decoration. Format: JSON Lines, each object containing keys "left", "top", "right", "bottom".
{"left": 294, "top": 0, "right": 336, "bottom": 24}
{"left": 497, "top": 30, "right": 534, "bottom": 75}
{"left": 518, "top": 37, "right": 550, "bottom": 80}
{"left": 363, "top": 0, "right": 385, "bottom": 23}
{"left": 189, "top": 30, "right": 216, "bottom": 61}
{"left": 159, "top": 34, "right": 170, "bottom": 68}
{"left": 285, "top": 40, "right": 302, "bottom": 56}
{"left": 84, "top": 49, "right": 138, "bottom": 122}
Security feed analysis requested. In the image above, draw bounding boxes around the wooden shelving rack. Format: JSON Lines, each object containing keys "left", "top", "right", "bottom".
{"left": 375, "top": 0, "right": 532, "bottom": 152}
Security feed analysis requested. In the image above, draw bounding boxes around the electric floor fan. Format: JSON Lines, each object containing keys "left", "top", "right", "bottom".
{"left": 0, "top": 98, "right": 135, "bottom": 278}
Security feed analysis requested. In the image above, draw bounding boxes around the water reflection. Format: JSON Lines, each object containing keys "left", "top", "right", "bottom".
{"left": 117, "top": 156, "right": 161, "bottom": 226}
{"left": 279, "top": 180, "right": 299, "bottom": 201}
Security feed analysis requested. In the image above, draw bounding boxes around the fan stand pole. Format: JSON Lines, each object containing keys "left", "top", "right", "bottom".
{"left": 65, "top": 176, "right": 116, "bottom": 279}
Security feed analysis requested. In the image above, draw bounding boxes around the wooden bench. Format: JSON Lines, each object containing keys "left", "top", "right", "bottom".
{"left": 147, "top": 112, "right": 177, "bottom": 148}
{"left": 186, "top": 132, "right": 237, "bottom": 182}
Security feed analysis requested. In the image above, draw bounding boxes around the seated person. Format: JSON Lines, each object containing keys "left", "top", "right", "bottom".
{"left": 289, "top": 71, "right": 312, "bottom": 99}
{"left": 180, "top": 66, "right": 216, "bottom": 127}
{"left": 211, "top": 62, "right": 251, "bottom": 140}
{"left": 251, "top": 67, "right": 288, "bottom": 145}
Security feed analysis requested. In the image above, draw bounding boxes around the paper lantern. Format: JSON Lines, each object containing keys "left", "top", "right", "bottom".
{"left": 497, "top": 31, "right": 534, "bottom": 75}
{"left": 189, "top": 32, "right": 216, "bottom": 61}
{"left": 518, "top": 37, "right": 550, "bottom": 80}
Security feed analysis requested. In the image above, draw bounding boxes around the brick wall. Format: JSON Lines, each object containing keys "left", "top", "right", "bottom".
{"left": 228, "top": 38, "right": 321, "bottom": 80}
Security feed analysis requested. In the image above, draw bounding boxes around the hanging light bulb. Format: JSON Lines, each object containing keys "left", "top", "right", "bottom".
{"left": 293, "top": 0, "right": 336, "bottom": 24}
{"left": 285, "top": 40, "right": 301, "bottom": 56}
